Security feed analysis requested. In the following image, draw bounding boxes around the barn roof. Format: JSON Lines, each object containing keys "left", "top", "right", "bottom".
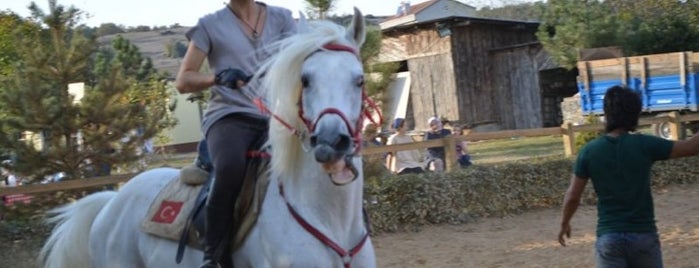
{"left": 381, "top": 15, "right": 540, "bottom": 33}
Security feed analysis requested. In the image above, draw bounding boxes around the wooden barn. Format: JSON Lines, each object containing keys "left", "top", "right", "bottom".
{"left": 379, "top": 0, "right": 577, "bottom": 131}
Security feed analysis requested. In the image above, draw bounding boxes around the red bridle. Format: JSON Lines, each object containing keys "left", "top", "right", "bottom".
{"left": 254, "top": 43, "right": 379, "bottom": 267}
{"left": 254, "top": 43, "right": 383, "bottom": 153}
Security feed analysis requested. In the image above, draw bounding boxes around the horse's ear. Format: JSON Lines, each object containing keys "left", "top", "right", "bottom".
{"left": 346, "top": 7, "right": 366, "bottom": 48}
{"left": 297, "top": 11, "right": 310, "bottom": 33}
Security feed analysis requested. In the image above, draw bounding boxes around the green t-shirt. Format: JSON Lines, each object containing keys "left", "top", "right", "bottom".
{"left": 574, "top": 133, "right": 673, "bottom": 236}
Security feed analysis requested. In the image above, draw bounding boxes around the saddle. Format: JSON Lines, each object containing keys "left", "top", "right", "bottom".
{"left": 140, "top": 134, "right": 270, "bottom": 264}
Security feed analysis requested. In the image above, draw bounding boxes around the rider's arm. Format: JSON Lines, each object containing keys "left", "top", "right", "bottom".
{"left": 174, "top": 42, "right": 215, "bottom": 94}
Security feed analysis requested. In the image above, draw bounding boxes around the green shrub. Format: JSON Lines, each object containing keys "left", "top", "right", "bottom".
{"left": 575, "top": 115, "right": 603, "bottom": 151}
{"left": 363, "top": 156, "right": 698, "bottom": 234}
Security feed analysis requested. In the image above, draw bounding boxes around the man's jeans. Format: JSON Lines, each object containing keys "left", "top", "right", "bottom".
{"left": 595, "top": 232, "right": 663, "bottom": 268}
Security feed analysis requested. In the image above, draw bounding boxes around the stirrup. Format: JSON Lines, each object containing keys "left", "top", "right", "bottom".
{"left": 198, "top": 259, "right": 222, "bottom": 268}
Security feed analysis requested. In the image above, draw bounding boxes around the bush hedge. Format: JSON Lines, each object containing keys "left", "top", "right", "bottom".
{"left": 363, "top": 156, "right": 699, "bottom": 234}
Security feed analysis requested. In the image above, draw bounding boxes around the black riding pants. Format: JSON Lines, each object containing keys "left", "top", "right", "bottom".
{"left": 204, "top": 113, "right": 267, "bottom": 253}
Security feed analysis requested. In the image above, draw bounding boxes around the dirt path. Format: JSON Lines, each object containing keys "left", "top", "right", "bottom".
{"left": 3, "top": 183, "right": 698, "bottom": 267}
{"left": 373, "top": 183, "right": 699, "bottom": 268}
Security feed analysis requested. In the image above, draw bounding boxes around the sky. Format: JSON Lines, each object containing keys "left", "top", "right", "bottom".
{"left": 2, "top": 0, "right": 533, "bottom": 27}
{"left": 2, "top": 0, "right": 406, "bottom": 27}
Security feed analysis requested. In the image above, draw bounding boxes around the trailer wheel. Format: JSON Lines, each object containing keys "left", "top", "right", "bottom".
{"left": 652, "top": 121, "right": 673, "bottom": 140}
{"left": 687, "top": 122, "right": 699, "bottom": 135}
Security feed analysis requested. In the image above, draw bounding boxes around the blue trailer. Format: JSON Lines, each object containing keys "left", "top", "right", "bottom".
{"left": 577, "top": 51, "right": 699, "bottom": 138}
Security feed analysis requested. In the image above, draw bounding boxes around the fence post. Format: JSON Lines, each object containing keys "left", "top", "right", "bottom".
{"left": 562, "top": 122, "right": 576, "bottom": 157}
{"left": 443, "top": 135, "right": 458, "bottom": 172}
{"left": 668, "top": 111, "right": 683, "bottom": 140}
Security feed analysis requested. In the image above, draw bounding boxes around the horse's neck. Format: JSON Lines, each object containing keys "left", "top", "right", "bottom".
{"left": 278, "top": 156, "right": 365, "bottom": 239}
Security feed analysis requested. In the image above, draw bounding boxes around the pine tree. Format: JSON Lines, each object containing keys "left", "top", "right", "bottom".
{"left": 304, "top": 0, "right": 335, "bottom": 19}
{"left": 0, "top": 0, "right": 176, "bottom": 180}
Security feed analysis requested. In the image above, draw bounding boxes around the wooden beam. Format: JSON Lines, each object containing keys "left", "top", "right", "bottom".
{"left": 669, "top": 111, "right": 683, "bottom": 140}
{"left": 443, "top": 135, "right": 458, "bottom": 172}
{"left": 0, "top": 174, "right": 135, "bottom": 196}
{"left": 562, "top": 122, "right": 576, "bottom": 157}
{"left": 6, "top": 111, "right": 699, "bottom": 196}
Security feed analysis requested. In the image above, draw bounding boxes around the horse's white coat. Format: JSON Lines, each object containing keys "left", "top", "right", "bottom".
{"left": 39, "top": 8, "right": 376, "bottom": 268}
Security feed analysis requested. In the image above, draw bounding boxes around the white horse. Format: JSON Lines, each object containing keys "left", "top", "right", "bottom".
{"left": 39, "top": 8, "right": 377, "bottom": 268}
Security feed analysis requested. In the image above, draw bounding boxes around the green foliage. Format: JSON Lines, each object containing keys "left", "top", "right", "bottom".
{"left": 476, "top": 1, "right": 547, "bottom": 21}
{"left": 361, "top": 27, "right": 399, "bottom": 124}
{"left": 164, "top": 39, "right": 187, "bottom": 59}
{"left": 95, "top": 22, "right": 124, "bottom": 37}
{"left": 0, "top": 1, "right": 176, "bottom": 181}
{"left": 538, "top": 0, "right": 699, "bottom": 69}
{"left": 0, "top": 11, "right": 40, "bottom": 76}
{"left": 304, "top": 0, "right": 336, "bottom": 19}
{"left": 575, "top": 115, "right": 603, "bottom": 151}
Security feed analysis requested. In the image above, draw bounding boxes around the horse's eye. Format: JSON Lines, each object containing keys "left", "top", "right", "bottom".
{"left": 301, "top": 75, "right": 310, "bottom": 88}
{"left": 356, "top": 76, "right": 365, "bottom": 88}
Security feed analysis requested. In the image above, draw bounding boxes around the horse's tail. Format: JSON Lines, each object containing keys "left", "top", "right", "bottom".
{"left": 39, "top": 191, "right": 117, "bottom": 268}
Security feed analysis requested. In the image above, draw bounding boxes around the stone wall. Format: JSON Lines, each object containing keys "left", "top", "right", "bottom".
{"left": 561, "top": 93, "right": 584, "bottom": 125}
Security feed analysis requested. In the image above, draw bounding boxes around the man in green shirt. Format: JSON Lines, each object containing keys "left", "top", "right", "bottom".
{"left": 558, "top": 85, "right": 699, "bottom": 267}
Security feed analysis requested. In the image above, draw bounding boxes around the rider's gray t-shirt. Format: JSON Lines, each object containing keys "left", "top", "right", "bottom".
{"left": 186, "top": 4, "right": 296, "bottom": 135}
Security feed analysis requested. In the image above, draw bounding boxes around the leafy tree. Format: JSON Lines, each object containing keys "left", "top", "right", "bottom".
{"left": 129, "top": 25, "right": 152, "bottom": 33}
{"left": 0, "top": 11, "right": 40, "bottom": 76}
{"left": 538, "top": 0, "right": 699, "bottom": 69}
{"left": 95, "top": 22, "right": 125, "bottom": 37}
{"left": 476, "top": 2, "right": 546, "bottom": 21}
{"left": 304, "top": 0, "right": 335, "bottom": 19}
{"left": 361, "top": 26, "right": 399, "bottom": 123}
{"left": 0, "top": 0, "right": 176, "bottom": 181}
{"left": 164, "top": 39, "right": 187, "bottom": 58}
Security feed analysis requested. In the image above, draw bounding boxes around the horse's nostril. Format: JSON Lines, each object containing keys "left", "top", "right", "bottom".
{"left": 335, "top": 135, "right": 351, "bottom": 151}
{"left": 310, "top": 134, "right": 351, "bottom": 152}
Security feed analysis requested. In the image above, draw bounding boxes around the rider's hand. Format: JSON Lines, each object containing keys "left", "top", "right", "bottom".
{"left": 214, "top": 68, "right": 252, "bottom": 90}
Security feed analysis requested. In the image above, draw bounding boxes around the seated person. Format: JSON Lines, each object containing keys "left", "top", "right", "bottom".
{"left": 362, "top": 123, "right": 389, "bottom": 172}
{"left": 386, "top": 118, "right": 425, "bottom": 175}
{"left": 453, "top": 125, "right": 472, "bottom": 167}
{"left": 423, "top": 116, "right": 451, "bottom": 171}
{"left": 362, "top": 123, "right": 383, "bottom": 148}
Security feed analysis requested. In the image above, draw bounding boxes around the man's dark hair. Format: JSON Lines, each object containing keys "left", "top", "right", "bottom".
{"left": 603, "top": 85, "right": 642, "bottom": 133}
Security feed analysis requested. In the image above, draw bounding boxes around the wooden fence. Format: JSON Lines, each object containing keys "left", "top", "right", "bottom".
{"left": 2, "top": 112, "right": 698, "bottom": 196}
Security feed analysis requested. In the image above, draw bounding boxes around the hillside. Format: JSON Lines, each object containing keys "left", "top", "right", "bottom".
{"left": 98, "top": 27, "right": 190, "bottom": 79}
{"left": 96, "top": 15, "right": 387, "bottom": 79}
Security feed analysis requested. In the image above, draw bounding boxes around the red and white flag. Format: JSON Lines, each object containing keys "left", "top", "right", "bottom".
{"left": 151, "top": 200, "right": 184, "bottom": 224}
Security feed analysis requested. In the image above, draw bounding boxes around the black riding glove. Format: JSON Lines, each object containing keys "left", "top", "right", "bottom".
{"left": 214, "top": 68, "right": 252, "bottom": 90}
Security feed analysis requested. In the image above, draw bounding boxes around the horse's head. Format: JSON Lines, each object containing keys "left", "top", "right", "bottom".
{"left": 262, "top": 8, "right": 379, "bottom": 185}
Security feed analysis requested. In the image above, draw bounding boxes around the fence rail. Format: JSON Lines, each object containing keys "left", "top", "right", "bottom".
{"left": 2, "top": 112, "right": 698, "bottom": 196}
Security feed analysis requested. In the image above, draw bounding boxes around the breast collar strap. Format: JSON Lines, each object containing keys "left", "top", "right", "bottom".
{"left": 279, "top": 183, "right": 369, "bottom": 268}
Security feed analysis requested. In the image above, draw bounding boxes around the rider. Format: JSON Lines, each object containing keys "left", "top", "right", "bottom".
{"left": 174, "top": 1, "right": 296, "bottom": 267}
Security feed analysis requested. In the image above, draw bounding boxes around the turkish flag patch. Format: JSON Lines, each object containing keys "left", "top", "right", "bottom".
{"left": 151, "top": 200, "right": 184, "bottom": 224}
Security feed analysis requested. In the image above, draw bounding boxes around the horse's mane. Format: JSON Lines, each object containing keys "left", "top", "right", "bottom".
{"left": 258, "top": 20, "right": 358, "bottom": 177}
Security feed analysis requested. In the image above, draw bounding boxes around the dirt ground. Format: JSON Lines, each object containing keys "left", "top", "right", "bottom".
{"left": 373, "top": 183, "right": 699, "bottom": 268}
{"left": 2, "top": 183, "right": 699, "bottom": 268}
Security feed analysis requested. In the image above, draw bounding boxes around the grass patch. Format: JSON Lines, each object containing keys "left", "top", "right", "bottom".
{"left": 468, "top": 135, "right": 564, "bottom": 164}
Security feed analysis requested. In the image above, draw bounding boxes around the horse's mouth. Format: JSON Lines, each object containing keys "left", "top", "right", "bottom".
{"left": 320, "top": 156, "right": 357, "bottom": 185}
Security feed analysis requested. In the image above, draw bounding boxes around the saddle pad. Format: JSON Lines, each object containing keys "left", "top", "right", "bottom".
{"left": 141, "top": 176, "right": 203, "bottom": 243}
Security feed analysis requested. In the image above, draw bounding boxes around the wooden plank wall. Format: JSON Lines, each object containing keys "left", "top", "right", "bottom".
{"left": 408, "top": 53, "right": 459, "bottom": 130}
{"left": 578, "top": 51, "right": 699, "bottom": 85}
{"left": 450, "top": 24, "right": 540, "bottom": 129}
{"left": 491, "top": 46, "right": 544, "bottom": 129}
{"left": 400, "top": 29, "right": 457, "bottom": 130}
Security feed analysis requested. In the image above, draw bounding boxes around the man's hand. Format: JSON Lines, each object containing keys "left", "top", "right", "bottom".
{"left": 215, "top": 68, "right": 252, "bottom": 90}
{"left": 558, "top": 222, "right": 572, "bottom": 246}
